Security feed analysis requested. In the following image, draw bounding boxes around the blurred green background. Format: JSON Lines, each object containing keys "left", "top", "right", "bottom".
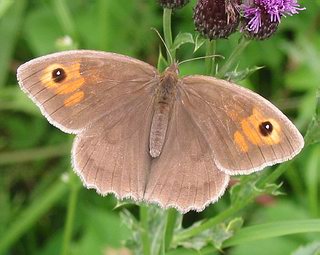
{"left": 0, "top": 0, "right": 319, "bottom": 254}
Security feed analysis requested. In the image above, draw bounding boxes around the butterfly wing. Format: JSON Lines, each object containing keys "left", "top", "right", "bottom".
{"left": 72, "top": 93, "right": 154, "bottom": 200}
{"left": 144, "top": 99, "right": 229, "bottom": 213}
{"left": 17, "top": 50, "right": 158, "bottom": 134}
{"left": 180, "top": 75, "right": 304, "bottom": 175}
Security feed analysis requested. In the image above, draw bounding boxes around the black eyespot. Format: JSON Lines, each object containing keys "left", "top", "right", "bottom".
{"left": 52, "top": 68, "right": 66, "bottom": 83}
{"left": 259, "top": 121, "right": 273, "bottom": 136}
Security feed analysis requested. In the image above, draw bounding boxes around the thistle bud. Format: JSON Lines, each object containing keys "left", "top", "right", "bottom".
{"left": 193, "top": 0, "right": 240, "bottom": 40}
{"left": 158, "top": 0, "right": 189, "bottom": 9}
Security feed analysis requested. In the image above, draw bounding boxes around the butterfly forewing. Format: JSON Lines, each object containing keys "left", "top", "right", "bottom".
{"left": 181, "top": 75, "right": 304, "bottom": 174}
{"left": 17, "top": 50, "right": 158, "bottom": 134}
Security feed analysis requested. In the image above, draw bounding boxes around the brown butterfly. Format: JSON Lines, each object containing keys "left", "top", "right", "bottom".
{"left": 17, "top": 50, "right": 304, "bottom": 213}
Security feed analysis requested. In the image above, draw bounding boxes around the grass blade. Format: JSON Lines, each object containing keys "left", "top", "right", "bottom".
{"left": 223, "top": 220, "right": 320, "bottom": 247}
{"left": 0, "top": 0, "right": 26, "bottom": 87}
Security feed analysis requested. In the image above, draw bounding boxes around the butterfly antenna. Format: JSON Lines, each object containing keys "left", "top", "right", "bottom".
{"left": 178, "top": 55, "right": 225, "bottom": 66}
{"left": 151, "top": 27, "right": 173, "bottom": 64}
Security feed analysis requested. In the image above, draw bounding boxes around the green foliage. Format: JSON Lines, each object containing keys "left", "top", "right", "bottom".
{"left": 1, "top": 0, "right": 320, "bottom": 255}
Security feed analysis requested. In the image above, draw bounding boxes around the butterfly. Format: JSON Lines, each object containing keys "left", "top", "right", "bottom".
{"left": 17, "top": 50, "right": 304, "bottom": 213}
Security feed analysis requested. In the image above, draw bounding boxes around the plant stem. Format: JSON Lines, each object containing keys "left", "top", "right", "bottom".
{"left": 53, "top": 0, "right": 77, "bottom": 40}
{"left": 61, "top": 172, "right": 79, "bottom": 255}
{"left": 164, "top": 209, "right": 179, "bottom": 251}
{"left": 0, "top": 143, "right": 70, "bottom": 165}
{"left": 140, "top": 205, "right": 151, "bottom": 255}
{"left": 98, "top": 0, "right": 109, "bottom": 51}
{"left": 205, "top": 40, "right": 216, "bottom": 76}
{"left": 217, "top": 36, "right": 250, "bottom": 78}
{"left": 163, "top": 8, "right": 175, "bottom": 64}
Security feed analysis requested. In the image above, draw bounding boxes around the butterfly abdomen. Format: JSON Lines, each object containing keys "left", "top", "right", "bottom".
{"left": 149, "top": 70, "right": 178, "bottom": 158}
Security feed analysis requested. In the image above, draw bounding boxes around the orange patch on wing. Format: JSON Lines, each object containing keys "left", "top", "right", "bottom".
{"left": 234, "top": 131, "right": 249, "bottom": 152}
{"left": 56, "top": 78, "right": 85, "bottom": 94}
{"left": 64, "top": 91, "right": 85, "bottom": 107}
{"left": 241, "top": 108, "right": 281, "bottom": 146}
{"left": 40, "top": 63, "right": 85, "bottom": 94}
{"left": 41, "top": 64, "right": 65, "bottom": 88}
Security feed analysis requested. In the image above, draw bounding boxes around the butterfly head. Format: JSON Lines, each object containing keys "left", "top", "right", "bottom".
{"left": 165, "top": 63, "right": 179, "bottom": 76}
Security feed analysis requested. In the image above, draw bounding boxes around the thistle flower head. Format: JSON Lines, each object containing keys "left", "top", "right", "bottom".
{"left": 242, "top": 0, "right": 305, "bottom": 39}
{"left": 194, "top": 0, "right": 240, "bottom": 39}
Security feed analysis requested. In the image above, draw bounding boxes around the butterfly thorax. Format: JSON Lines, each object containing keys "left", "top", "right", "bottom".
{"left": 149, "top": 67, "right": 178, "bottom": 158}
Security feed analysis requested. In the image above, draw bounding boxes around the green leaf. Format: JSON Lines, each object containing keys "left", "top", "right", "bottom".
{"left": 305, "top": 87, "right": 320, "bottom": 146}
{"left": 292, "top": 241, "right": 320, "bottom": 255}
{"left": 24, "top": 6, "right": 64, "bottom": 55}
{"left": 194, "top": 34, "right": 206, "bottom": 53}
{"left": 229, "top": 175, "right": 259, "bottom": 207}
{"left": 0, "top": 0, "right": 26, "bottom": 87}
{"left": 223, "top": 220, "right": 320, "bottom": 248}
{"left": 0, "top": 87, "right": 40, "bottom": 115}
{"left": 0, "top": 0, "right": 13, "bottom": 18}
{"left": 0, "top": 177, "right": 69, "bottom": 254}
{"left": 157, "top": 47, "right": 169, "bottom": 71}
{"left": 305, "top": 146, "right": 320, "bottom": 217}
{"left": 225, "top": 66, "right": 264, "bottom": 82}
{"left": 172, "top": 32, "right": 194, "bottom": 51}
{"left": 176, "top": 218, "right": 243, "bottom": 251}
{"left": 211, "top": 218, "right": 244, "bottom": 250}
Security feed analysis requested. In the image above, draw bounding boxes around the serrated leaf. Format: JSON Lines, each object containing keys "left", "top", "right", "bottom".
{"left": 176, "top": 218, "right": 243, "bottom": 251}
{"left": 211, "top": 230, "right": 232, "bottom": 250}
{"left": 114, "top": 199, "right": 136, "bottom": 210}
{"left": 227, "top": 218, "right": 244, "bottom": 233}
{"left": 230, "top": 174, "right": 283, "bottom": 207}
{"left": 292, "top": 241, "right": 320, "bottom": 255}
{"left": 230, "top": 175, "right": 260, "bottom": 206}
{"left": 225, "top": 66, "right": 264, "bottom": 82}
{"left": 172, "top": 32, "right": 194, "bottom": 51}
{"left": 178, "top": 229, "right": 212, "bottom": 251}
{"left": 194, "top": 34, "right": 206, "bottom": 53}
{"left": 254, "top": 183, "right": 284, "bottom": 196}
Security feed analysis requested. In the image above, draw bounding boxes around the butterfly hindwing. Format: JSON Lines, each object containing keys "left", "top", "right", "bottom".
{"left": 144, "top": 99, "right": 229, "bottom": 212}
{"left": 180, "top": 75, "right": 304, "bottom": 174}
{"left": 72, "top": 94, "right": 154, "bottom": 200}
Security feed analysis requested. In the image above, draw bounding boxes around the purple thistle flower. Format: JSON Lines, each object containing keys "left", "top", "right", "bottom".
{"left": 242, "top": 0, "right": 305, "bottom": 39}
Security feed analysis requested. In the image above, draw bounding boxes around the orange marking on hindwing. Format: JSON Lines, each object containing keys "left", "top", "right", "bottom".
{"left": 40, "top": 62, "right": 85, "bottom": 94}
{"left": 234, "top": 131, "right": 249, "bottom": 152}
{"left": 64, "top": 91, "right": 85, "bottom": 107}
